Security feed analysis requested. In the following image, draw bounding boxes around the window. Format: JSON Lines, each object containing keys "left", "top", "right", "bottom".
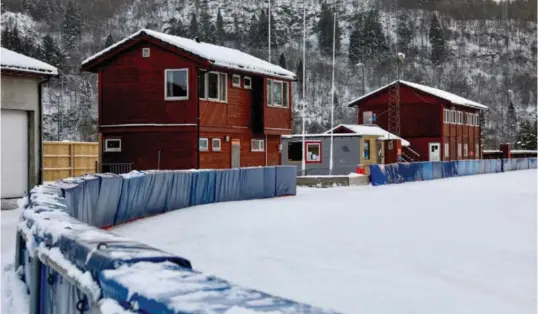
{"left": 267, "top": 79, "right": 288, "bottom": 107}
{"left": 232, "top": 74, "right": 241, "bottom": 88}
{"left": 212, "top": 138, "right": 221, "bottom": 152}
{"left": 444, "top": 109, "right": 449, "bottom": 123}
{"left": 450, "top": 110, "right": 455, "bottom": 123}
{"left": 199, "top": 138, "right": 209, "bottom": 151}
{"left": 306, "top": 142, "right": 321, "bottom": 163}
{"left": 104, "top": 139, "right": 121, "bottom": 152}
{"left": 198, "top": 72, "right": 206, "bottom": 99}
{"left": 244, "top": 76, "right": 252, "bottom": 89}
{"left": 142, "top": 48, "right": 150, "bottom": 58}
{"left": 363, "top": 111, "right": 373, "bottom": 124}
{"left": 287, "top": 142, "right": 302, "bottom": 161}
{"left": 165, "top": 69, "right": 188, "bottom": 100}
{"left": 444, "top": 143, "right": 449, "bottom": 158}
{"left": 475, "top": 144, "right": 479, "bottom": 158}
{"left": 364, "top": 140, "right": 370, "bottom": 160}
{"left": 464, "top": 143, "right": 468, "bottom": 157}
{"left": 458, "top": 143, "right": 462, "bottom": 157}
{"left": 251, "top": 139, "right": 265, "bottom": 152}
{"left": 475, "top": 113, "right": 479, "bottom": 126}
{"left": 205, "top": 72, "right": 227, "bottom": 102}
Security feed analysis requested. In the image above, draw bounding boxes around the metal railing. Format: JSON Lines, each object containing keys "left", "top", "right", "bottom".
{"left": 98, "top": 162, "right": 133, "bottom": 174}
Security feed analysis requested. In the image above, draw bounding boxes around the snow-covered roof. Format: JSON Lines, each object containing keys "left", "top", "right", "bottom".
{"left": 1, "top": 47, "right": 58, "bottom": 75}
{"left": 82, "top": 29, "right": 296, "bottom": 80}
{"left": 347, "top": 80, "right": 487, "bottom": 110}
{"left": 324, "top": 124, "right": 410, "bottom": 146}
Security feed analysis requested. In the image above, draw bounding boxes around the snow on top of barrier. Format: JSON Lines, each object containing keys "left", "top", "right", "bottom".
{"left": 98, "top": 299, "right": 136, "bottom": 314}
{"left": 224, "top": 307, "right": 283, "bottom": 314}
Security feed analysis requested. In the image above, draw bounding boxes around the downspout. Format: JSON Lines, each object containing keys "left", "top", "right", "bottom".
{"left": 196, "top": 68, "right": 201, "bottom": 169}
{"left": 37, "top": 76, "right": 51, "bottom": 185}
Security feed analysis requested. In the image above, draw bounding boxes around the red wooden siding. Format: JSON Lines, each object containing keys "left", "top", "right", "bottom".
{"left": 100, "top": 41, "right": 198, "bottom": 126}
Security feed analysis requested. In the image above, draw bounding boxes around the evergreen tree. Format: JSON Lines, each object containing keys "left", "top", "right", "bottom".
{"left": 518, "top": 117, "right": 537, "bottom": 150}
{"left": 41, "top": 34, "right": 66, "bottom": 69}
{"left": 397, "top": 13, "right": 413, "bottom": 55}
{"left": 296, "top": 59, "right": 303, "bottom": 98}
{"left": 199, "top": 1, "right": 215, "bottom": 43}
{"left": 247, "top": 14, "right": 259, "bottom": 48}
{"left": 429, "top": 13, "right": 446, "bottom": 65}
{"left": 77, "top": 80, "right": 95, "bottom": 142}
{"left": 317, "top": 3, "right": 341, "bottom": 56}
{"left": 62, "top": 1, "right": 82, "bottom": 51}
{"left": 189, "top": 13, "right": 199, "bottom": 39}
{"left": 361, "top": 10, "right": 387, "bottom": 58}
{"left": 279, "top": 53, "right": 287, "bottom": 69}
{"left": 348, "top": 13, "right": 364, "bottom": 65}
{"left": 164, "top": 18, "right": 185, "bottom": 37}
{"left": 506, "top": 100, "right": 518, "bottom": 143}
{"left": 104, "top": 34, "right": 114, "bottom": 48}
{"left": 215, "top": 8, "right": 225, "bottom": 44}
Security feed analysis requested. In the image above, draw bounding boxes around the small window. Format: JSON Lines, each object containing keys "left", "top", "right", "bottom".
{"left": 244, "top": 76, "right": 252, "bottom": 89}
{"left": 444, "top": 143, "right": 449, "bottom": 158}
{"left": 232, "top": 74, "right": 241, "bottom": 88}
{"left": 142, "top": 48, "right": 150, "bottom": 58}
{"left": 363, "top": 111, "right": 373, "bottom": 124}
{"left": 199, "top": 138, "right": 209, "bottom": 151}
{"left": 364, "top": 140, "right": 370, "bottom": 160}
{"left": 458, "top": 143, "right": 462, "bottom": 157}
{"left": 464, "top": 143, "right": 468, "bottom": 157}
{"left": 165, "top": 69, "right": 188, "bottom": 100}
{"left": 212, "top": 138, "right": 221, "bottom": 152}
{"left": 287, "top": 142, "right": 302, "bottom": 161}
{"left": 251, "top": 139, "right": 265, "bottom": 152}
{"left": 104, "top": 139, "right": 121, "bottom": 152}
{"left": 306, "top": 142, "right": 321, "bottom": 163}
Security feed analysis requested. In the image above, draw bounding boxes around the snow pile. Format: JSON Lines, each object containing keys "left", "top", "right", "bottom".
{"left": 82, "top": 29, "right": 296, "bottom": 80}
{"left": 1, "top": 47, "right": 58, "bottom": 75}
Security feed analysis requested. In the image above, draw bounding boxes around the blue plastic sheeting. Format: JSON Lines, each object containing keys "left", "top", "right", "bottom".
{"left": 98, "top": 261, "right": 339, "bottom": 314}
{"left": 189, "top": 170, "right": 216, "bottom": 206}
{"left": 442, "top": 161, "right": 457, "bottom": 178}
{"left": 143, "top": 171, "right": 174, "bottom": 215}
{"left": 58, "top": 181, "right": 83, "bottom": 219}
{"left": 23, "top": 248, "right": 31, "bottom": 292}
{"left": 431, "top": 162, "right": 443, "bottom": 179}
{"left": 369, "top": 164, "right": 387, "bottom": 186}
{"left": 94, "top": 173, "right": 123, "bottom": 228}
{"left": 114, "top": 171, "right": 154, "bottom": 225}
{"left": 530, "top": 158, "right": 537, "bottom": 169}
{"left": 79, "top": 175, "right": 100, "bottom": 226}
{"left": 40, "top": 264, "right": 83, "bottom": 314}
{"left": 275, "top": 166, "right": 297, "bottom": 196}
{"left": 263, "top": 166, "right": 277, "bottom": 198}
{"left": 215, "top": 169, "right": 242, "bottom": 202}
{"left": 240, "top": 167, "right": 265, "bottom": 200}
{"left": 167, "top": 171, "right": 193, "bottom": 211}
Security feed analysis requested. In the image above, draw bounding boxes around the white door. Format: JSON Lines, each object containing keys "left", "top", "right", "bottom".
{"left": 429, "top": 143, "right": 441, "bottom": 162}
{"left": 1, "top": 110, "right": 28, "bottom": 198}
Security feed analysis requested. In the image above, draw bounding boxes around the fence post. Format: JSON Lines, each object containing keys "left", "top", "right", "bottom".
{"left": 69, "top": 143, "right": 74, "bottom": 177}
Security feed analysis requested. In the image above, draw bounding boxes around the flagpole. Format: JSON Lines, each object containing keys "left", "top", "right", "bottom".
{"left": 268, "top": 0, "right": 271, "bottom": 62}
{"left": 329, "top": 2, "right": 336, "bottom": 175}
{"left": 301, "top": 0, "right": 307, "bottom": 176}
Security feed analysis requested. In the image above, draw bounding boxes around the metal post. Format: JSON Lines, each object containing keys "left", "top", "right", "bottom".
{"left": 301, "top": 0, "right": 307, "bottom": 177}
{"left": 329, "top": 5, "right": 336, "bottom": 176}
{"left": 157, "top": 150, "right": 161, "bottom": 170}
{"left": 29, "top": 256, "right": 42, "bottom": 314}
{"left": 362, "top": 66, "right": 365, "bottom": 95}
{"left": 268, "top": 0, "right": 271, "bottom": 63}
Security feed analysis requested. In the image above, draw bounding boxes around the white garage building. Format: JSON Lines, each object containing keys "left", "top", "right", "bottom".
{"left": 1, "top": 48, "right": 57, "bottom": 199}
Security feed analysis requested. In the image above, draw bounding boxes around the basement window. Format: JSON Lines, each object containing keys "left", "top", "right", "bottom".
{"left": 306, "top": 142, "right": 322, "bottom": 163}
{"left": 251, "top": 139, "right": 265, "bottom": 152}
{"left": 165, "top": 69, "right": 188, "bottom": 100}
{"left": 287, "top": 142, "right": 302, "bottom": 161}
{"left": 104, "top": 139, "right": 121, "bottom": 152}
{"left": 199, "top": 138, "right": 209, "bottom": 152}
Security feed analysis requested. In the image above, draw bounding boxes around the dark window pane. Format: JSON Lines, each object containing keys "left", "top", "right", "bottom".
{"left": 198, "top": 73, "right": 206, "bottom": 98}
{"left": 208, "top": 72, "right": 219, "bottom": 99}
{"left": 166, "top": 70, "right": 187, "bottom": 98}
{"left": 288, "top": 142, "right": 302, "bottom": 161}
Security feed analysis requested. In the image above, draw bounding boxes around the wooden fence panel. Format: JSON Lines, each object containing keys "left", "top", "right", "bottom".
{"left": 43, "top": 141, "right": 98, "bottom": 181}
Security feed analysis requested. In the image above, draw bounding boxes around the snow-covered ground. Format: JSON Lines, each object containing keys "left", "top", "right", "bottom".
{"left": 1, "top": 170, "right": 536, "bottom": 313}
{"left": 112, "top": 170, "right": 537, "bottom": 314}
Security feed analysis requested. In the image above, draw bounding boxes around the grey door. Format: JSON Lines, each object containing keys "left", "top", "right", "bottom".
{"left": 231, "top": 139, "right": 240, "bottom": 168}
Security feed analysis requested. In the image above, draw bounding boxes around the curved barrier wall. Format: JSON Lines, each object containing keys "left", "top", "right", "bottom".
{"left": 369, "top": 158, "right": 537, "bottom": 186}
{"left": 14, "top": 166, "right": 339, "bottom": 314}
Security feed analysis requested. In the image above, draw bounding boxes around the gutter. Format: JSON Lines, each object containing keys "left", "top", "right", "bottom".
{"left": 37, "top": 76, "right": 52, "bottom": 185}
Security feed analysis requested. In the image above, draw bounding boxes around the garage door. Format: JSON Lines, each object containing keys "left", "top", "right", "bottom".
{"left": 1, "top": 110, "right": 28, "bottom": 198}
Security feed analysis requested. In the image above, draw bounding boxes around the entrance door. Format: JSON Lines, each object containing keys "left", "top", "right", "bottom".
{"left": 1, "top": 110, "right": 29, "bottom": 198}
{"left": 231, "top": 139, "right": 240, "bottom": 168}
{"left": 429, "top": 143, "right": 441, "bottom": 162}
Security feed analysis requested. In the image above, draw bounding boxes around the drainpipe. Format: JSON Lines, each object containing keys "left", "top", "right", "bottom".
{"left": 196, "top": 67, "right": 210, "bottom": 169}
{"left": 38, "top": 76, "right": 52, "bottom": 185}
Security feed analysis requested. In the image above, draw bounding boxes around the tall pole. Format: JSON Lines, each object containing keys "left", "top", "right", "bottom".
{"left": 329, "top": 4, "right": 336, "bottom": 175}
{"left": 301, "top": 0, "right": 307, "bottom": 176}
{"left": 268, "top": 0, "right": 271, "bottom": 62}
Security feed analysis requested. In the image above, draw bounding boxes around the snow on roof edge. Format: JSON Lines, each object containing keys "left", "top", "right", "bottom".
{"left": 82, "top": 29, "right": 296, "bottom": 80}
{"left": 1, "top": 47, "right": 58, "bottom": 76}
{"left": 346, "top": 80, "right": 487, "bottom": 110}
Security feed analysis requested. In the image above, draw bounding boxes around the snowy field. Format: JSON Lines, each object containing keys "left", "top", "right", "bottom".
{"left": 112, "top": 170, "right": 537, "bottom": 314}
{"left": 1, "top": 170, "right": 536, "bottom": 313}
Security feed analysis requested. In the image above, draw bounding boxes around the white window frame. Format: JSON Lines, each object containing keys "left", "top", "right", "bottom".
{"left": 164, "top": 68, "right": 189, "bottom": 101}
{"left": 204, "top": 71, "right": 227, "bottom": 103}
{"left": 475, "top": 113, "right": 479, "bottom": 126}
{"left": 306, "top": 142, "right": 322, "bottom": 162}
{"left": 475, "top": 144, "right": 479, "bottom": 158}
{"left": 251, "top": 139, "right": 265, "bottom": 152}
{"left": 211, "top": 138, "right": 221, "bottom": 152}
{"left": 464, "top": 143, "right": 468, "bottom": 157}
{"left": 458, "top": 143, "right": 462, "bottom": 157}
{"left": 142, "top": 47, "right": 150, "bottom": 58}
{"left": 444, "top": 109, "right": 448, "bottom": 123}
{"left": 199, "top": 138, "right": 209, "bottom": 152}
{"left": 444, "top": 143, "right": 449, "bottom": 158}
{"left": 198, "top": 70, "right": 207, "bottom": 100}
{"left": 266, "top": 79, "right": 288, "bottom": 108}
{"left": 450, "top": 110, "right": 455, "bottom": 123}
{"left": 232, "top": 74, "right": 241, "bottom": 88}
{"left": 244, "top": 76, "right": 252, "bottom": 89}
{"left": 104, "top": 139, "right": 121, "bottom": 152}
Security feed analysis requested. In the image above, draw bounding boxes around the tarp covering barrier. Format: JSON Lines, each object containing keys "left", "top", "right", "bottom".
{"left": 16, "top": 167, "right": 322, "bottom": 314}
{"left": 370, "top": 158, "right": 537, "bottom": 186}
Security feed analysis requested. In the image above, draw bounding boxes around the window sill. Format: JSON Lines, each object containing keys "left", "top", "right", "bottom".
{"left": 200, "top": 149, "right": 209, "bottom": 152}
{"left": 165, "top": 96, "right": 189, "bottom": 101}
{"left": 267, "top": 104, "right": 289, "bottom": 109}
{"left": 213, "top": 149, "right": 222, "bottom": 152}
{"left": 251, "top": 150, "right": 265, "bottom": 152}
{"left": 104, "top": 150, "right": 121, "bottom": 153}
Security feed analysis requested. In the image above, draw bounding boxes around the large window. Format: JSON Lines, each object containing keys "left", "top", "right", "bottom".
{"left": 267, "top": 79, "right": 289, "bottom": 107}
{"left": 165, "top": 69, "right": 188, "bottom": 100}
{"left": 306, "top": 142, "right": 321, "bottom": 163}
{"left": 199, "top": 71, "right": 227, "bottom": 102}
{"left": 364, "top": 140, "right": 370, "bottom": 160}
{"left": 287, "top": 142, "right": 302, "bottom": 161}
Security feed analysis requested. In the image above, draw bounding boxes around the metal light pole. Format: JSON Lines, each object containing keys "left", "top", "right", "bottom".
{"left": 301, "top": 0, "right": 307, "bottom": 177}
{"left": 329, "top": 3, "right": 337, "bottom": 176}
{"left": 268, "top": 0, "right": 271, "bottom": 63}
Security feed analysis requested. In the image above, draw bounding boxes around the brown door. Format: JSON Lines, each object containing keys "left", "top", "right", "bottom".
{"left": 231, "top": 139, "right": 240, "bottom": 168}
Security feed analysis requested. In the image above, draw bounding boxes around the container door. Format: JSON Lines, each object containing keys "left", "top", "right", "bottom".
{"left": 231, "top": 139, "right": 241, "bottom": 168}
{"left": 429, "top": 143, "right": 441, "bottom": 161}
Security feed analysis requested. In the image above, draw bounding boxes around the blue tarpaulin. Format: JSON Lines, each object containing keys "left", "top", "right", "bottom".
{"left": 215, "top": 169, "right": 242, "bottom": 202}
{"left": 94, "top": 173, "right": 123, "bottom": 228}
{"left": 275, "top": 166, "right": 297, "bottom": 196}
{"left": 143, "top": 171, "right": 174, "bottom": 215}
{"left": 114, "top": 171, "right": 150, "bottom": 225}
{"left": 166, "top": 171, "right": 193, "bottom": 211}
{"left": 263, "top": 167, "right": 277, "bottom": 197}
{"left": 240, "top": 167, "right": 265, "bottom": 200}
{"left": 190, "top": 170, "right": 216, "bottom": 206}
{"left": 79, "top": 175, "right": 100, "bottom": 226}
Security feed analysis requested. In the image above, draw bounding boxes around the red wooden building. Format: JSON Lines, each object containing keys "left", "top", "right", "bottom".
{"left": 81, "top": 29, "right": 295, "bottom": 171}
{"left": 347, "top": 80, "right": 488, "bottom": 162}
